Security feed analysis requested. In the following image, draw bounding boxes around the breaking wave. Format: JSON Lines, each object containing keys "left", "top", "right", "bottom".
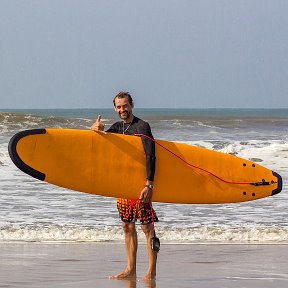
{"left": 1, "top": 224, "right": 288, "bottom": 244}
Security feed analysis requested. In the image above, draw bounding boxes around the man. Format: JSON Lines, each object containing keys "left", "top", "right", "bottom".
{"left": 91, "top": 91, "right": 159, "bottom": 280}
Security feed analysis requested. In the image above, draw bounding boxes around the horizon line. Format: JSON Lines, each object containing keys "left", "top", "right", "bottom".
{"left": 1, "top": 107, "right": 288, "bottom": 110}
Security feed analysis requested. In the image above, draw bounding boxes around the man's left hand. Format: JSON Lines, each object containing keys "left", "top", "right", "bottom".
{"left": 139, "top": 186, "right": 153, "bottom": 203}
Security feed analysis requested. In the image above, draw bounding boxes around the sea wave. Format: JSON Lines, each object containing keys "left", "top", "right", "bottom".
{"left": 1, "top": 224, "right": 288, "bottom": 244}
{"left": 172, "top": 139, "right": 288, "bottom": 175}
{"left": 1, "top": 109, "right": 287, "bottom": 245}
{"left": 0, "top": 112, "right": 93, "bottom": 137}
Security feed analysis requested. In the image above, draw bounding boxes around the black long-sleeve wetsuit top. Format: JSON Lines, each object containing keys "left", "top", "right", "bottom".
{"left": 106, "top": 116, "right": 156, "bottom": 181}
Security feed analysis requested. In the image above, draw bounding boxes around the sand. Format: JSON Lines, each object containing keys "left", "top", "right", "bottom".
{"left": 1, "top": 243, "right": 288, "bottom": 288}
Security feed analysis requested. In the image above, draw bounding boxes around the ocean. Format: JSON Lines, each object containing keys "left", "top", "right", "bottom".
{"left": 0, "top": 108, "right": 287, "bottom": 244}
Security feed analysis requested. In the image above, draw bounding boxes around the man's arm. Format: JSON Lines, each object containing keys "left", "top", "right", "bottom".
{"left": 139, "top": 122, "right": 156, "bottom": 203}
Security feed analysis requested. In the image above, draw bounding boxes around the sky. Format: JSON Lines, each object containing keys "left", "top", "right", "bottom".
{"left": 0, "top": 0, "right": 287, "bottom": 109}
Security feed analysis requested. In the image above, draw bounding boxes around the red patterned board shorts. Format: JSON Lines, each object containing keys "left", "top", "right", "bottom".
{"left": 117, "top": 198, "right": 158, "bottom": 225}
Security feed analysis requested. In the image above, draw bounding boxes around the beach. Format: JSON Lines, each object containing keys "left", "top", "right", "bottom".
{"left": 1, "top": 243, "right": 288, "bottom": 288}
{"left": 1, "top": 0, "right": 287, "bottom": 285}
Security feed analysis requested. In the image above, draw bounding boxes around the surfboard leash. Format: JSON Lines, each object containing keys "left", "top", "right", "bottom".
{"left": 134, "top": 133, "right": 274, "bottom": 187}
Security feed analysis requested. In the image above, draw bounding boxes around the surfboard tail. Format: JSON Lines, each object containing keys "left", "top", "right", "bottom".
{"left": 8, "top": 129, "right": 47, "bottom": 181}
{"left": 272, "top": 171, "right": 282, "bottom": 196}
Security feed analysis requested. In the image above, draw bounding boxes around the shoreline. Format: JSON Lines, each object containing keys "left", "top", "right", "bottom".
{"left": 1, "top": 242, "right": 287, "bottom": 288}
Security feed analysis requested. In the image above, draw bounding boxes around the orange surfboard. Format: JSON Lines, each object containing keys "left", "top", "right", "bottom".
{"left": 8, "top": 128, "right": 282, "bottom": 204}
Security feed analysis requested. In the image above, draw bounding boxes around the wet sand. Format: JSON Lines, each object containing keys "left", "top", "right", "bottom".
{"left": 0, "top": 243, "right": 288, "bottom": 287}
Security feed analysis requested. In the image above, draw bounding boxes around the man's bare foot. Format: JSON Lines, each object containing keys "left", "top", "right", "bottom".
{"left": 141, "top": 275, "right": 156, "bottom": 288}
{"left": 143, "top": 272, "right": 156, "bottom": 281}
{"left": 110, "top": 269, "right": 136, "bottom": 279}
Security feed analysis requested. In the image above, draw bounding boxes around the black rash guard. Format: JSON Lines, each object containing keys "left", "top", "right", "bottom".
{"left": 106, "top": 116, "right": 156, "bottom": 181}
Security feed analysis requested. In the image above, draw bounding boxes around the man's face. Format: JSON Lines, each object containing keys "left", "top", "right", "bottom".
{"left": 114, "top": 97, "right": 133, "bottom": 121}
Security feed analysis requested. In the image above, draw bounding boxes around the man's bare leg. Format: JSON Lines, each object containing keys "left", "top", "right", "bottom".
{"left": 141, "top": 223, "right": 157, "bottom": 280}
{"left": 110, "top": 222, "right": 138, "bottom": 279}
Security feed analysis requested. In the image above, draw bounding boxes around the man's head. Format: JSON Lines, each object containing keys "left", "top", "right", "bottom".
{"left": 113, "top": 91, "right": 134, "bottom": 107}
{"left": 113, "top": 91, "right": 134, "bottom": 122}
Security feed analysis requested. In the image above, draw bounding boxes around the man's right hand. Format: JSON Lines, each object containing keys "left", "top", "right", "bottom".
{"left": 91, "top": 115, "right": 105, "bottom": 132}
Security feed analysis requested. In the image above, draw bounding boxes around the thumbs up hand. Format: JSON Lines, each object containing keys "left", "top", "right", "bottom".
{"left": 91, "top": 115, "right": 105, "bottom": 132}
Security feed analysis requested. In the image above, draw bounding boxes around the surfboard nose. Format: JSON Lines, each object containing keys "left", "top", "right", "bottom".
{"left": 272, "top": 171, "right": 282, "bottom": 196}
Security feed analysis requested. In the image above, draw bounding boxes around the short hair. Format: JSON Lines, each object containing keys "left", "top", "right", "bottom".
{"left": 113, "top": 91, "right": 134, "bottom": 107}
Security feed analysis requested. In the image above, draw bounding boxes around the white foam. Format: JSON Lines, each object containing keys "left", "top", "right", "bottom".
{"left": 0, "top": 225, "right": 124, "bottom": 243}
{"left": 180, "top": 140, "right": 288, "bottom": 173}
{"left": 195, "top": 121, "right": 221, "bottom": 129}
{"left": 157, "top": 225, "right": 288, "bottom": 244}
{"left": 1, "top": 224, "right": 288, "bottom": 244}
{"left": 0, "top": 143, "right": 12, "bottom": 167}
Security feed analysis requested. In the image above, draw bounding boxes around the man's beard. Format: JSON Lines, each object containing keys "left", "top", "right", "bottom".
{"left": 119, "top": 110, "right": 131, "bottom": 120}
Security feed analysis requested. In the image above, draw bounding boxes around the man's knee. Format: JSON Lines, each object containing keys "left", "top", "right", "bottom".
{"left": 122, "top": 222, "right": 136, "bottom": 235}
{"left": 141, "top": 223, "right": 154, "bottom": 237}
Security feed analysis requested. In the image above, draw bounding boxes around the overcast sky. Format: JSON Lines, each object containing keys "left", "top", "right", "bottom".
{"left": 0, "top": 0, "right": 287, "bottom": 109}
